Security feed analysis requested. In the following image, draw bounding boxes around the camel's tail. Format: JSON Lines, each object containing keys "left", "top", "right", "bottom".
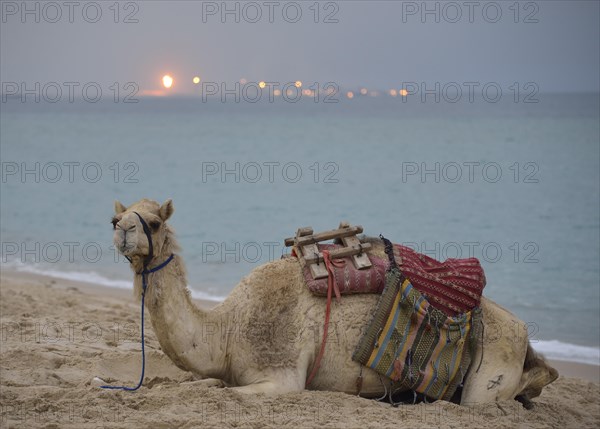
{"left": 515, "top": 342, "right": 559, "bottom": 408}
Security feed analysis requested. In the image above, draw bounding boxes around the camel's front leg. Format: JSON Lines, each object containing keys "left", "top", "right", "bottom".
{"left": 183, "top": 378, "right": 226, "bottom": 388}
{"left": 230, "top": 378, "right": 306, "bottom": 395}
{"left": 229, "top": 368, "right": 306, "bottom": 396}
{"left": 229, "top": 381, "right": 286, "bottom": 395}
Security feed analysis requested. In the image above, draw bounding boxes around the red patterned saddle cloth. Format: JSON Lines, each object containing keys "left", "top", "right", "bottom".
{"left": 297, "top": 243, "right": 486, "bottom": 316}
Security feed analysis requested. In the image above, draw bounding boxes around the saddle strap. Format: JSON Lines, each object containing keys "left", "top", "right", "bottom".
{"left": 305, "top": 250, "right": 341, "bottom": 387}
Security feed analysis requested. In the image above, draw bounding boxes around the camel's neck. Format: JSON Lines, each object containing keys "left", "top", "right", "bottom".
{"left": 131, "top": 251, "right": 229, "bottom": 380}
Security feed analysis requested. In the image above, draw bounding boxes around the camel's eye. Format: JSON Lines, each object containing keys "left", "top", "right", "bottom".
{"left": 149, "top": 220, "right": 161, "bottom": 231}
{"left": 111, "top": 218, "right": 118, "bottom": 229}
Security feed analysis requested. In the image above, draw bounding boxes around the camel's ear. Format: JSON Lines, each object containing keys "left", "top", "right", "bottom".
{"left": 159, "top": 199, "right": 174, "bottom": 221}
{"left": 114, "top": 200, "right": 127, "bottom": 214}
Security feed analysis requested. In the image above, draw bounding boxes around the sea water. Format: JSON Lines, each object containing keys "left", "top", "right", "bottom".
{"left": 1, "top": 94, "right": 598, "bottom": 365}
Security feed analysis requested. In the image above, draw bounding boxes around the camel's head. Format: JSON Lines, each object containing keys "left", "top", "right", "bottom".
{"left": 111, "top": 198, "right": 174, "bottom": 260}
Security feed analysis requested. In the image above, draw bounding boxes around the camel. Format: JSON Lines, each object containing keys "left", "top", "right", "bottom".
{"left": 111, "top": 198, "right": 558, "bottom": 405}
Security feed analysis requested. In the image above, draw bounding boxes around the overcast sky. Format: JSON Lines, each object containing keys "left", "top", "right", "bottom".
{"left": 1, "top": 1, "right": 599, "bottom": 93}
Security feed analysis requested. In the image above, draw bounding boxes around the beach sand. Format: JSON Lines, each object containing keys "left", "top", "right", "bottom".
{"left": 1, "top": 270, "right": 598, "bottom": 428}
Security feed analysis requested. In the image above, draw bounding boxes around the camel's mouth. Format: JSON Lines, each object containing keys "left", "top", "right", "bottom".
{"left": 118, "top": 244, "right": 137, "bottom": 255}
{"left": 113, "top": 233, "right": 142, "bottom": 257}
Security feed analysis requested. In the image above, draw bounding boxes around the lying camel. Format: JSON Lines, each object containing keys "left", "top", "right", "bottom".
{"left": 110, "top": 198, "right": 558, "bottom": 406}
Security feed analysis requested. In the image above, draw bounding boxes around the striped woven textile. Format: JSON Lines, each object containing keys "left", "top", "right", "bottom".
{"left": 352, "top": 267, "right": 482, "bottom": 401}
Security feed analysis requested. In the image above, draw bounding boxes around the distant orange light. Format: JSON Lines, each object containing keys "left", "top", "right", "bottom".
{"left": 240, "top": 78, "right": 248, "bottom": 84}
{"left": 274, "top": 89, "right": 281, "bottom": 96}
{"left": 192, "top": 76, "right": 201, "bottom": 84}
{"left": 162, "top": 75, "right": 174, "bottom": 89}
{"left": 347, "top": 91, "right": 354, "bottom": 99}
{"left": 259, "top": 81, "right": 266, "bottom": 89}
{"left": 399, "top": 89, "right": 409, "bottom": 97}
{"left": 389, "top": 89, "right": 397, "bottom": 97}
{"left": 295, "top": 81, "right": 302, "bottom": 88}
{"left": 360, "top": 88, "right": 367, "bottom": 95}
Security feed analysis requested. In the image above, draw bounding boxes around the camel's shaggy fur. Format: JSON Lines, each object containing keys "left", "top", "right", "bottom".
{"left": 111, "top": 198, "right": 558, "bottom": 403}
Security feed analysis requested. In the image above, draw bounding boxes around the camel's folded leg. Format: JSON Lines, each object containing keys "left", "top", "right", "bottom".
{"left": 183, "top": 378, "right": 226, "bottom": 388}
{"left": 229, "top": 380, "right": 303, "bottom": 396}
{"left": 461, "top": 300, "right": 528, "bottom": 404}
{"left": 460, "top": 354, "right": 524, "bottom": 404}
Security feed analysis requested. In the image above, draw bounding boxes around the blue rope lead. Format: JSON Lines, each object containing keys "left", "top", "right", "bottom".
{"left": 100, "top": 282, "right": 147, "bottom": 391}
{"left": 100, "top": 253, "right": 174, "bottom": 392}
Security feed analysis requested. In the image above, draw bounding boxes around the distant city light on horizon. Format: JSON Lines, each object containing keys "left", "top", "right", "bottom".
{"left": 163, "top": 74, "right": 414, "bottom": 97}
{"left": 162, "top": 75, "right": 174, "bottom": 89}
